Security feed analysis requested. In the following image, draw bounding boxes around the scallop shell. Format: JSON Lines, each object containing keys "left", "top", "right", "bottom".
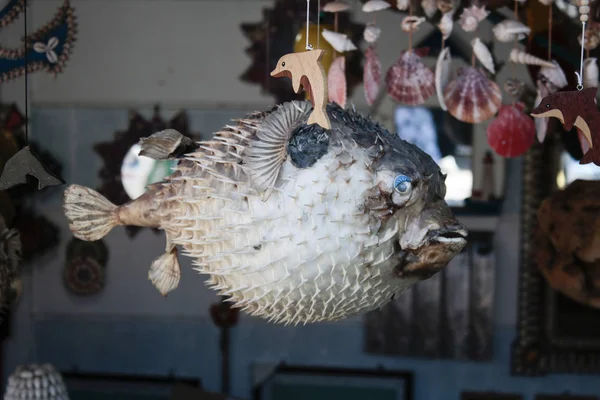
{"left": 385, "top": 49, "right": 436, "bottom": 105}
{"left": 436, "top": 47, "right": 452, "bottom": 110}
{"left": 492, "top": 20, "right": 531, "bottom": 42}
{"left": 363, "top": 0, "right": 391, "bottom": 12}
{"left": 397, "top": 0, "right": 410, "bottom": 10}
{"left": 538, "top": 60, "right": 568, "bottom": 90}
{"left": 487, "top": 102, "right": 536, "bottom": 157}
{"left": 438, "top": 12, "right": 454, "bottom": 40}
{"left": 584, "top": 57, "right": 599, "bottom": 89}
{"left": 402, "top": 16, "right": 426, "bottom": 33}
{"left": 437, "top": 0, "right": 455, "bottom": 14}
{"left": 364, "top": 23, "right": 381, "bottom": 43}
{"left": 503, "top": 78, "right": 525, "bottom": 97}
{"left": 472, "top": 37, "right": 495, "bottom": 74}
{"left": 443, "top": 66, "right": 502, "bottom": 123}
{"left": 510, "top": 49, "right": 556, "bottom": 69}
{"left": 323, "top": 0, "right": 351, "bottom": 12}
{"left": 422, "top": 0, "right": 438, "bottom": 17}
{"left": 322, "top": 29, "right": 358, "bottom": 53}
{"left": 364, "top": 46, "right": 382, "bottom": 105}
{"left": 459, "top": 5, "right": 489, "bottom": 32}
{"left": 328, "top": 56, "right": 347, "bottom": 107}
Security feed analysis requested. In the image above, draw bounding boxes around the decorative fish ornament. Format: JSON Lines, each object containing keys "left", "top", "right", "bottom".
{"left": 63, "top": 102, "right": 468, "bottom": 325}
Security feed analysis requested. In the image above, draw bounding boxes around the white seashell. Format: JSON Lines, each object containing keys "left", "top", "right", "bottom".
{"left": 538, "top": 60, "right": 568, "bottom": 89}
{"left": 362, "top": 0, "right": 391, "bottom": 12}
{"left": 438, "top": 12, "right": 454, "bottom": 40}
{"left": 401, "top": 16, "right": 426, "bottom": 32}
{"left": 471, "top": 37, "right": 495, "bottom": 74}
{"left": 555, "top": 0, "right": 579, "bottom": 17}
{"left": 492, "top": 20, "right": 531, "bottom": 42}
{"left": 584, "top": 57, "right": 599, "bottom": 89}
{"left": 323, "top": 0, "right": 351, "bottom": 12}
{"left": 322, "top": 29, "right": 358, "bottom": 52}
{"left": 539, "top": 0, "right": 553, "bottom": 5}
{"left": 422, "top": 0, "right": 438, "bottom": 17}
{"left": 436, "top": 47, "right": 452, "bottom": 110}
{"left": 459, "top": 5, "right": 489, "bottom": 32}
{"left": 510, "top": 48, "right": 556, "bottom": 68}
{"left": 397, "top": 0, "right": 410, "bottom": 10}
{"left": 363, "top": 23, "right": 381, "bottom": 43}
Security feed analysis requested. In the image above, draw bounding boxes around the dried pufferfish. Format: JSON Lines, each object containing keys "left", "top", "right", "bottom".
{"left": 63, "top": 102, "right": 468, "bottom": 325}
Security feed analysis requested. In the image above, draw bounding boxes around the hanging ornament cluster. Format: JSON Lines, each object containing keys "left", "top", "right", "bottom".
{"left": 3, "top": 364, "right": 69, "bottom": 400}
{"left": 0, "top": 0, "right": 77, "bottom": 84}
{"left": 531, "top": 0, "right": 600, "bottom": 166}
{"left": 361, "top": 0, "right": 388, "bottom": 105}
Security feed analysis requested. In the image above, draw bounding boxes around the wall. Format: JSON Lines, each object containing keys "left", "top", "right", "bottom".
{"left": 1, "top": 1, "right": 598, "bottom": 399}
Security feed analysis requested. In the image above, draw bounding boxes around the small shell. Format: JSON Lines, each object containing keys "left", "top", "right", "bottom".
{"left": 510, "top": 48, "right": 556, "bottom": 69}
{"left": 578, "top": 30, "right": 600, "bottom": 50}
{"left": 487, "top": 102, "right": 536, "bottom": 157}
{"left": 401, "top": 16, "right": 426, "bottom": 33}
{"left": 555, "top": 0, "right": 578, "bottom": 18}
{"left": 422, "top": 0, "right": 438, "bottom": 17}
{"left": 443, "top": 66, "right": 502, "bottom": 124}
{"left": 363, "top": 23, "right": 382, "bottom": 43}
{"left": 538, "top": 60, "right": 568, "bottom": 90}
{"left": 363, "top": 0, "right": 391, "bottom": 12}
{"left": 364, "top": 46, "right": 382, "bottom": 105}
{"left": 539, "top": 0, "right": 553, "bottom": 5}
{"left": 397, "top": 0, "right": 410, "bottom": 10}
{"left": 322, "top": 29, "right": 358, "bottom": 53}
{"left": 385, "top": 49, "right": 436, "bottom": 105}
{"left": 471, "top": 37, "right": 495, "bottom": 74}
{"left": 584, "top": 57, "right": 599, "bottom": 89}
{"left": 492, "top": 20, "right": 531, "bottom": 42}
{"left": 323, "top": 0, "right": 351, "bottom": 12}
{"left": 328, "top": 56, "right": 347, "bottom": 107}
{"left": 436, "top": 47, "right": 452, "bottom": 110}
{"left": 534, "top": 78, "right": 552, "bottom": 142}
{"left": 503, "top": 78, "right": 525, "bottom": 97}
{"left": 437, "top": 0, "right": 455, "bottom": 14}
{"left": 459, "top": 5, "right": 489, "bottom": 32}
{"left": 438, "top": 12, "right": 454, "bottom": 40}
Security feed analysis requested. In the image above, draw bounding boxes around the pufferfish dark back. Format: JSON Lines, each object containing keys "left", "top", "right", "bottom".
{"left": 63, "top": 101, "right": 467, "bottom": 325}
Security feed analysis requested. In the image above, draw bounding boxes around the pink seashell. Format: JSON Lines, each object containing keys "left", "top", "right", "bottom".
{"left": 364, "top": 46, "right": 381, "bottom": 105}
{"left": 487, "top": 102, "right": 535, "bottom": 157}
{"left": 443, "top": 67, "right": 502, "bottom": 124}
{"left": 459, "top": 5, "right": 489, "bottom": 32}
{"left": 385, "top": 48, "right": 435, "bottom": 105}
{"left": 328, "top": 56, "right": 347, "bottom": 108}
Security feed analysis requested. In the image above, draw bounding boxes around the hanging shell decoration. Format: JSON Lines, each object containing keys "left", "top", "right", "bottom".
{"left": 364, "top": 46, "right": 382, "bottom": 105}
{"left": 579, "top": 28, "right": 600, "bottom": 50}
{"left": 492, "top": 20, "right": 531, "bottom": 42}
{"left": 458, "top": 5, "right": 490, "bottom": 32}
{"left": 555, "top": 0, "right": 578, "bottom": 17}
{"left": 363, "top": 0, "right": 391, "bottom": 12}
{"left": 401, "top": 16, "right": 426, "bottom": 32}
{"left": 386, "top": 49, "right": 436, "bottom": 105}
{"left": 487, "top": 102, "right": 536, "bottom": 158}
{"left": 584, "top": 58, "right": 599, "bottom": 89}
{"left": 438, "top": 12, "right": 454, "bottom": 40}
{"left": 323, "top": 0, "right": 351, "bottom": 12}
{"left": 472, "top": 38, "right": 495, "bottom": 74}
{"left": 509, "top": 49, "right": 557, "bottom": 68}
{"left": 437, "top": 0, "right": 455, "bottom": 14}
{"left": 363, "top": 23, "right": 381, "bottom": 43}
{"left": 443, "top": 66, "right": 502, "bottom": 124}
{"left": 397, "top": 0, "right": 410, "bottom": 10}
{"left": 422, "top": 0, "right": 438, "bottom": 18}
{"left": 4, "top": 364, "right": 69, "bottom": 400}
{"left": 436, "top": 47, "right": 452, "bottom": 110}
{"left": 328, "top": 56, "right": 347, "bottom": 107}
{"left": 538, "top": 0, "right": 553, "bottom": 5}
{"left": 534, "top": 61, "right": 567, "bottom": 143}
{"left": 322, "top": 29, "right": 358, "bottom": 53}
{"left": 503, "top": 78, "right": 525, "bottom": 98}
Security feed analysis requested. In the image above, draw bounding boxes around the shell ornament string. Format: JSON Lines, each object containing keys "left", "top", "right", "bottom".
{"left": 386, "top": 0, "right": 435, "bottom": 106}
{"left": 530, "top": 0, "right": 600, "bottom": 166}
{"left": 361, "top": 0, "right": 387, "bottom": 105}
{"left": 486, "top": 0, "right": 535, "bottom": 157}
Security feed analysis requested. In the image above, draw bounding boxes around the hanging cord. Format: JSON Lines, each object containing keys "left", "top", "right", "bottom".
{"left": 408, "top": 0, "right": 413, "bottom": 52}
{"left": 305, "top": 0, "right": 313, "bottom": 50}
{"left": 317, "top": 0, "right": 320, "bottom": 49}
{"left": 548, "top": 5, "right": 553, "bottom": 61}
{"left": 575, "top": 0, "right": 589, "bottom": 90}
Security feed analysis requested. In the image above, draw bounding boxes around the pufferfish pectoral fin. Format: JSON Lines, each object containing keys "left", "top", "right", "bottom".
{"left": 242, "top": 101, "right": 312, "bottom": 197}
{"left": 148, "top": 247, "right": 181, "bottom": 296}
{"left": 138, "top": 129, "right": 199, "bottom": 160}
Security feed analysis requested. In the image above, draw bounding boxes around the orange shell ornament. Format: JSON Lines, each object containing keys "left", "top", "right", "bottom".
{"left": 443, "top": 67, "right": 502, "bottom": 124}
{"left": 385, "top": 48, "right": 435, "bottom": 105}
{"left": 487, "top": 102, "right": 535, "bottom": 157}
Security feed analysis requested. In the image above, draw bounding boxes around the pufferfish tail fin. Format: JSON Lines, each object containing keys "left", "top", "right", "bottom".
{"left": 63, "top": 184, "right": 120, "bottom": 241}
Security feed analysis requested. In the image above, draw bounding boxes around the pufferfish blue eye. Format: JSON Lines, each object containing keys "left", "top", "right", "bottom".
{"left": 394, "top": 174, "right": 412, "bottom": 194}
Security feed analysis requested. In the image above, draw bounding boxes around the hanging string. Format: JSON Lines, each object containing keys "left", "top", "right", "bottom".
{"left": 575, "top": 0, "right": 589, "bottom": 90}
{"left": 317, "top": 0, "right": 321, "bottom": 49}
{"left": 305, "top": 0, "right": 313, "bottom": 50}
{"left": 24, "top": 1, "right": 28, "bottom": 144}
{"left": 408, "top": 1, "right": 413, "bottom": 52}
{"left": 547, "top": 5, "right": 553, "bottom": 61}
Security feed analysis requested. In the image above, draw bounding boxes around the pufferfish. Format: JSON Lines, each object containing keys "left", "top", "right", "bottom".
{"left": 63, "top": 102, "right": 467, "bottom": 325}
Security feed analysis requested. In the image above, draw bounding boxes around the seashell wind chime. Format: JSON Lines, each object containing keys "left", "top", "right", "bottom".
{"left": 361, "top": 0, "right": 390, "bottom": 105}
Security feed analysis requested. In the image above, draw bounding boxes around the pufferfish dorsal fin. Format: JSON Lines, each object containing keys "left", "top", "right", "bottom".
{"left": 243, "top": 101, "right": 312, "bottom": 198}
{"left": 138, "top": 129, "right": 199, "bottom": 160}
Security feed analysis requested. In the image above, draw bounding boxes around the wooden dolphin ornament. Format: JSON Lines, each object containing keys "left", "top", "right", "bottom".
{"left": 271, "top": 49, "right": 332, "bottom": 130}
{"left": 530, "top": 87, "right": 600, "bottom": 166}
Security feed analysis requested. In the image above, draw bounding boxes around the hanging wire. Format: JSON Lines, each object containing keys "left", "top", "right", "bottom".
{"left": 317, "top": 0, "right": 320, "bottom": 49}
{"left": 305, "top": 0, "right": 313, "bottom": 50}
{"left": 576, "top": 21, "right": 587, "bottom": 90}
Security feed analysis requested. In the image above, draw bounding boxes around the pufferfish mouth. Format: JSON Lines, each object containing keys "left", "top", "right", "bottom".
{"left": 428, "top": 225, "right": 468, "bottom": 246}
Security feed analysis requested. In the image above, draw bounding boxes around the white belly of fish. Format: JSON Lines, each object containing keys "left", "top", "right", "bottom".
{"left": 169, "top": 151, "right": 414, "bottom": 324}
